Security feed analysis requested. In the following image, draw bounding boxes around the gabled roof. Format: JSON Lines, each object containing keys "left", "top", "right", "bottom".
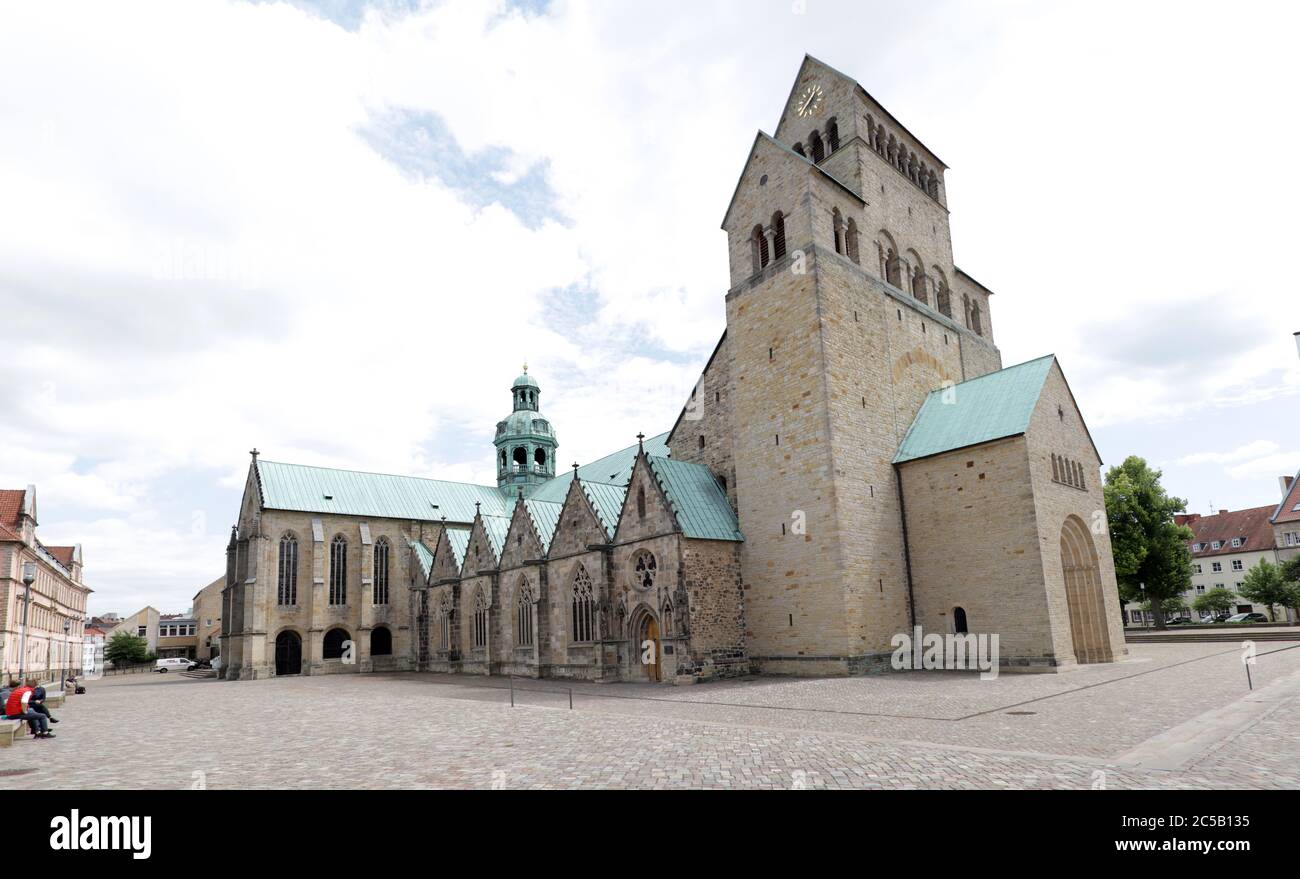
{"left": 408, "top": 539, "right": 434, "bottom": 579}
{"left": 522, "top": 498, "right": 561, "bottom": 551}
{"left": 444, "top": 528, "right": 470, "bottom": 569}
{"left": 720, "top": 131, "right": 864, "bottom": 229}
{"left": 1272, "top": 471, "right": 1300, "bottom": 525}
{"left": 893, "top": 355, "right": 1056, "bottom": 464}
{"left": 646, "top": 455, "right": 743, "bottom": 542}
{"left": 481, "top": 515, "right": 510, "bottom": 561}
{"left": 255, "top": 460, "right": 509, "bottom": 523}
{"left": 1185, "top": 506, "right": 1279, "bottom": 556}
{"left": 581, "top": 481, "right": 626, "bottom": 540}
{"left": 0, "top": 489, "right": 26, "bottom": 541}
{"left": 528, "top": 432, "right": 671, "bottom": 503}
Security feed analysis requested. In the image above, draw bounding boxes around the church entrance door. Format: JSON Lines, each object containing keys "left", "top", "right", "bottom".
{"left": 641, "top": 615, "right": 662, "bottom": 682}
{"left": 275, "top": 631, "right": 302, "bottom": 676}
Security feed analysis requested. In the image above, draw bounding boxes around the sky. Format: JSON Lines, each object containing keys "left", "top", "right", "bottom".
{"left": 1, "top": 0, "right": 1296, "bottom": 616}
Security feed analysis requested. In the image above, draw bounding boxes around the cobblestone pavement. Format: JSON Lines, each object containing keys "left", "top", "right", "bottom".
{"left": 3, "top": 642, "right": 1298, "bottom": 789}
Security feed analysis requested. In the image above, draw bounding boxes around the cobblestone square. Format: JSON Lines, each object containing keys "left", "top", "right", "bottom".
{"left": 4, "top": 642, "right": 1299, "bottom": 789}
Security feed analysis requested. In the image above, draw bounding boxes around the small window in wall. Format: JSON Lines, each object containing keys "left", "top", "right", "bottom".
{"left": 953, "top": 607, "right": 969, "bottom": 634}
{"left": 636, "top": 487, "right": 647, "bottom": 519}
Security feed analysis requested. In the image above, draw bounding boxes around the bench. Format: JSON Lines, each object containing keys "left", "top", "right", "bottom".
{"left": 0, "top": 718, "right": 29, "bottom": 747}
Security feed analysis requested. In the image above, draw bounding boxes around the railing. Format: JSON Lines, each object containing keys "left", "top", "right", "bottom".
{"left": 100, "top": 661, "right": 156, "bottom": 676}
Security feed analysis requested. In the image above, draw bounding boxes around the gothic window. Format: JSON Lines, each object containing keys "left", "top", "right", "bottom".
{"left": 323, "top": 627, "right": 350, "bottom": 660}
{"left": 771, "top": 211, "right": 786, "bottom": 260}
{"left": 831, "top": 208, "right": 844, "bottom": 254}
{"left": 373, "top": 537, "right": 389, "bottom": 605}
{"left": 437, "top": 592, "right": 452, "bottom": 651}
{"left": 637, "top": 487, "right": 647, "bottom": 519}
{"left": 845, "top": 218, "right": 859, "bottom": 264}
{"left": 516, "top": 579, "right": 534, "bottom": 647}
{"left": 329, "top": 535, "right": 347, "bottom": 605}
{"left": 572, "top": 566, "right": 595, "bottom": 643}
{"left": 370, "top": 625, "right": 392, "bottom": 656}
{"left": 970, "top": 302, "right": 983, "bottom": 336}
{"left": 472, "top": 588, "right": 488, "bottom": 649}
{"left": 825, "top": 117, "right": 840, "bottom": 152}
{"left": 277, "top": 533, "right": 298, "bottom": 606}
{"left": 632, "top": 550, "right": 657, "bottom": 591}
{"left": 809, "top": 129, "right": 825, "bottom": 163}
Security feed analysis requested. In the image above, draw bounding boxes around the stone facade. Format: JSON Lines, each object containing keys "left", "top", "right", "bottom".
{"left": 222, "top": 54, "right": 1125, "bottom": 683}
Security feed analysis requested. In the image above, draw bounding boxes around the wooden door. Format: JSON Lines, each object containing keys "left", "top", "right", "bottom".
{"left": 645, "top": 617, "right": 661, "bottom": 682}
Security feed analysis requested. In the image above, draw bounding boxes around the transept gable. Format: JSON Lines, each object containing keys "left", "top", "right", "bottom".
{"left": 548, "top": 476, "right": 613, "bottom": 557}
{"left": 612, "top": 451, "right": 680, "bottom": 544}
{"left": 459, "top": 514, "right": 501, "bottom": 579}
{"left": 430, "top": 524, "right": 468, "bottom": 582}
{"left": 499, "top": 495, "right": 545, "bottom": 569}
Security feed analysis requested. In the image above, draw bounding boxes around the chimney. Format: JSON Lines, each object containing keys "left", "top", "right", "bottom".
{"left": 1282, "top": 475, "right": 1295, "bottom": 496}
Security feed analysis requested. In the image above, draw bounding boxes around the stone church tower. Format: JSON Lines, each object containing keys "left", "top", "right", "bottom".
{"left": 668, "top": 55, "right": 1125, "bottom": 673}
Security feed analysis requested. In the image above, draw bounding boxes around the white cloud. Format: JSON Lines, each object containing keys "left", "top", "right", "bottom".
{"left": 1178, "top": 441, "right": 1280, "bottom": 467}
{"left": 3, "top": 0, "right": 1297, "bottom": 613}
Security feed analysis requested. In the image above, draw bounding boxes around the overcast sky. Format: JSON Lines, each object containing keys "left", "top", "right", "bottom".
{"left": 2, "top": 0, "right": 1296, "bottom": 616}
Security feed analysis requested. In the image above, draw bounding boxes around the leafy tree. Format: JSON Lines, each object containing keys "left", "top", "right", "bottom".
{"left": 1238, "top": 560, "right": 1292, "bottom": 622}
{"left": 105, "top": 631, "right": 150, "bottom": 665}
{"left": 1103, "top": 456, "right": 1194, "bottom": 630}
{"left": 1192, "top": 587, "right": 1236, "bottom": 618}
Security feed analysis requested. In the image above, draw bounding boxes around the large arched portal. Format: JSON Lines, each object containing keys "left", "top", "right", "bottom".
{"left": 274, "top": 630, "right": 302, "bottom": 676}
{"left": 1060, "top": 516, "right": 1113, "bottom": 664}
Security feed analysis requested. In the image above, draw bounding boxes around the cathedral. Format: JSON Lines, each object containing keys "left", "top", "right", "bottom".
{"left": 220, "top": 55, "right": 1125, "bottom": 682}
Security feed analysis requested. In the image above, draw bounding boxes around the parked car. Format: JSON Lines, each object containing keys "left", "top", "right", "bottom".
{"left": 154, "top": 657, "right": 193, "bottom": 673}
{"left": 1167, "top": 618, "right": 1198, "bottom": 626}
{"left": 186, "top": 658, "right": 212, "bottom": 671}
{"left": 1225, "top": 612, "right": 1269, "bottom": 624}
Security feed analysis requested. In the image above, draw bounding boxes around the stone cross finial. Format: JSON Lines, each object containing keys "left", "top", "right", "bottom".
{"left": 249, "top": 448, "right": 259, "bottom": 460}
{"left": 474, "top": 501, "right": 481, "bottom": 516}
{"left": 636, "top": 432, "right": 645, "bottom": 452}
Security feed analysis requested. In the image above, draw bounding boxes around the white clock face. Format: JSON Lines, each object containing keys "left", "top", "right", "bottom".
{"left": 795, "top": 83, "right": 824, "bottom": 118}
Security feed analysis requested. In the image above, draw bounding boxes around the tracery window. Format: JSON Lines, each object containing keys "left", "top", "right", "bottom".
{"left": 277, "top": 533, "right": 298, "bottom": 606}
{"left": 572, "top": 566, "right": 595, "bottom": 643}
{"left": 516, "top": 579, "right": 534, "bottom": 647}
{"left": 373, "top": 538, "right": 389, "bottom": 605}
{"left": 329, "top": 535, "right": 347, "bottom": 605}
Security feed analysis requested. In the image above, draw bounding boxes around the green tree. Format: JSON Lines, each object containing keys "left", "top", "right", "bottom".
{"left": 1103, "top": 456, "right": 1194, "bottom": 630}
{"left": 1238, "top": 560, "right": 1292, "bottom": 622}
{"left": 105, "top": 631, "right": 150, "bottom": 665}
{"left": 1192, "top": 587, "right": 1236, "bottom": 618}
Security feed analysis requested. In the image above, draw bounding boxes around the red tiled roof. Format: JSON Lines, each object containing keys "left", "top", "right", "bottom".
{"left": 1273, "top": 472, "right": 1300, "bottom": 525}
{"left": 0, "top": 489, "right": 25, "bottom": 541}
{"left": 46, "top": 546, "right": 75, "bottom": 566}
{"left": 85, "top": 626, "right": 107, "bottom": 636}
{"left": 1186, "top": 505, "right": 1278, "bottom": 557}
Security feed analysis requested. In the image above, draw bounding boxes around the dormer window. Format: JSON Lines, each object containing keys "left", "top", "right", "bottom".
{"left": 1211, "top": 540, "right": 1222, "bottom": 550}
{"left": 1231, "top": 537, "right": 1243, "bottom": 548}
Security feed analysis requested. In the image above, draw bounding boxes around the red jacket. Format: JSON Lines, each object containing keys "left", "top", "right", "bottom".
{"left": 4, "top": 686, "right": 32, "bottom": 717}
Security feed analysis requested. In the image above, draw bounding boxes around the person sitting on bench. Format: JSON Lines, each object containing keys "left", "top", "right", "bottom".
{"left": 28, "top": 685, "right": 58, "bottom": 725}
{"left": 3, "top": 678, "right": 54, "bottom": 738}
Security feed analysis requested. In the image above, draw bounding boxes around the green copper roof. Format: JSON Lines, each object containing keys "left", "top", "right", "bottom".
{"left": 523, "top": 498, "right": 561, "bottom": 550}
{"left": 512, "top": 372, "right": 539, "bottom": 390}
{"left": 481, "top": 515, "right": 510, "bottom": 561}
{"left": 646, "top": 455, "right": 742, "bottom": 542}
{"left": 256, "top": 460, "right": 508, "bottom": 522}
{"left": 582, "top": 481, "right": 626, "bottom": 539}
{"left": 893, "top": 355, "right": 1055, "bottom": 464}
{"left": 445, "top": 528, "right": 470, "bottom": 569}
{"left": 528, "top": 432, "right": 671, "bottom": 504}
{"left": 409, "top": 539, "right": 433, "bottom": 579}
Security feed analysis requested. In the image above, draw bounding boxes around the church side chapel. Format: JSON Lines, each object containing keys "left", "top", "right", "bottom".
{"left": 221, "top": 55, "right": 1124, "bottom": 683}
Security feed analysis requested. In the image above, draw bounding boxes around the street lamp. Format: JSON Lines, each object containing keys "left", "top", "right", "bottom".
{"left": 62, "top": 619, "right": 71, "bottom": 690}
{"left": 17, "top": 562, "right": 35, "bottom": 682}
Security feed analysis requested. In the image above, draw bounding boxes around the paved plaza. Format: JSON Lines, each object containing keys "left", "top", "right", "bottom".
{"left": 4, "top": 641, "right": 1300, "bottom": 789}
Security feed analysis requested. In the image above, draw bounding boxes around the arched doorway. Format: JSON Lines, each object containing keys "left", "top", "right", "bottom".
{"left": 274, "top": 631, "right": 302, "bottom": 676}
{"left": 636, "top": 611, "right": 662, "bottom": 682}
{"left": 1060, "top": 516, "right": 1113, "bottom": 663}
{"left": 370, "top": 626, "right": 392, "bottom": 657}
{"left": 323, "top": 627, "right": 350, "bottom": 660}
